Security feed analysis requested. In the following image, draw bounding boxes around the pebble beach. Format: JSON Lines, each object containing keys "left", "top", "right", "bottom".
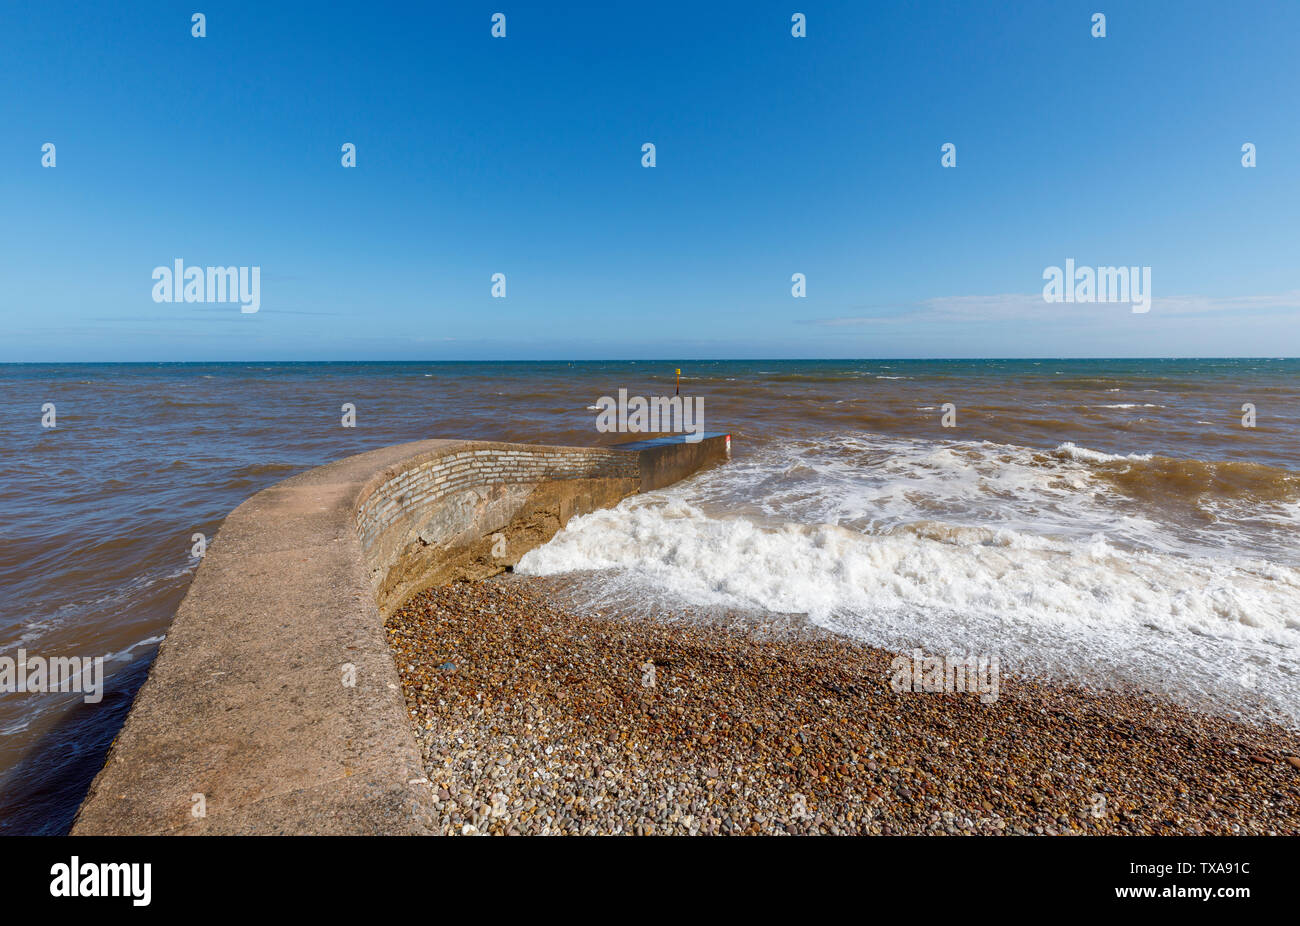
{"left": 385, "top": 577, "right": 1300, "bottom": 836}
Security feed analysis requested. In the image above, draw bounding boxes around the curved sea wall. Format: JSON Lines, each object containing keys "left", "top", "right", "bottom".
{"left": 71, "top": 434, "right": 729, "bottom": 835}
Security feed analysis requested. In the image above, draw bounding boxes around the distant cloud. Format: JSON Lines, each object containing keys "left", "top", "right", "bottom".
{"left": 1145, "top": 291, "right": 1300, "bottom": 316}
{"left": 808, "top": 291, "right": 1300, "bottom": 326}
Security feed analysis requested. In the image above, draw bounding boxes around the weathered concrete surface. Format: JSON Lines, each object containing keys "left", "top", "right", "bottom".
{"left": 71, "top": 435, "right": 728, "bottom": 835}
{"left": 613, "top": 432, "right": 732, "bottom": 491}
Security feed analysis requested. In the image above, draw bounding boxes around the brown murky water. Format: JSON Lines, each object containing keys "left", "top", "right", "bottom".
{"left": 1, "top": 358, "right": 1297, "bottom": 832}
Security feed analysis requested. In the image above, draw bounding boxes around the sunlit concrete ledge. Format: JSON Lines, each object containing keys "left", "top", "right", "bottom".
{"left": 71, "top": 434, "right": 729, "bottom": 835}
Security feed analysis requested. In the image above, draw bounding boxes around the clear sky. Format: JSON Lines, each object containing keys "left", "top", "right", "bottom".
{"left": 3, "top": 0, "right": 1298, "bottom": 361}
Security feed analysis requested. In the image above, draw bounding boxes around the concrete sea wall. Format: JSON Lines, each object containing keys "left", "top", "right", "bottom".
{"left": 71, "top": 434, "right": 729, "bottom": 835}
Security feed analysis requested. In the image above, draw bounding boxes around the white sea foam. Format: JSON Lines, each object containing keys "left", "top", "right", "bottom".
{"left": 518, "top": 434, "right": 1300, "bottom": 726}
{"left": 1052, "top": 441, "right": 1153, "bottom": 464}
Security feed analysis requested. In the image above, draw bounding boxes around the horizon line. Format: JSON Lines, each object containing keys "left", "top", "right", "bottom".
{"left": 2, "top": 356, "right": 1297, "bottom": 365}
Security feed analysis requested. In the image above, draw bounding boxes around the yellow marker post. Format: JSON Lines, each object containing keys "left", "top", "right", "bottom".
{"left": 675, "top": 368, "right": 681, "bottom": 396}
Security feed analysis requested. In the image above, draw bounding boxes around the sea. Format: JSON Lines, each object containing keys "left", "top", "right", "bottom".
{"left": 1, "top": 359, "right": 1297, "bottom": 833}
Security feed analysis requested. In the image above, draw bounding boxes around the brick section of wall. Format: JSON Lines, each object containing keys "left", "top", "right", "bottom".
{"left": 355, "top": 445, "right": 640, "bottom": 555}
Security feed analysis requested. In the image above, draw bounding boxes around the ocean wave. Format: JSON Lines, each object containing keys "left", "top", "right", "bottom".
{"left": 517, "top": 495, "right": 1300, "bottom": 725}
{"left": 517, "top": 429, "right": 1300, "bottom": 725}
{"left": 669, "top": 434, "right": 1300, "bottom": 563}
{"left": 1051, "top": 441, "right": 1154, "bottom": 463}
{"left": 1050, "top": 443, "right": 1300, "bottom": 509}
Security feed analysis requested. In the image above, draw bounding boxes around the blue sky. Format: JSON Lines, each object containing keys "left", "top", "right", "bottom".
{"left": 2, "top": 0, "right": 1298, "bottom": 361}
